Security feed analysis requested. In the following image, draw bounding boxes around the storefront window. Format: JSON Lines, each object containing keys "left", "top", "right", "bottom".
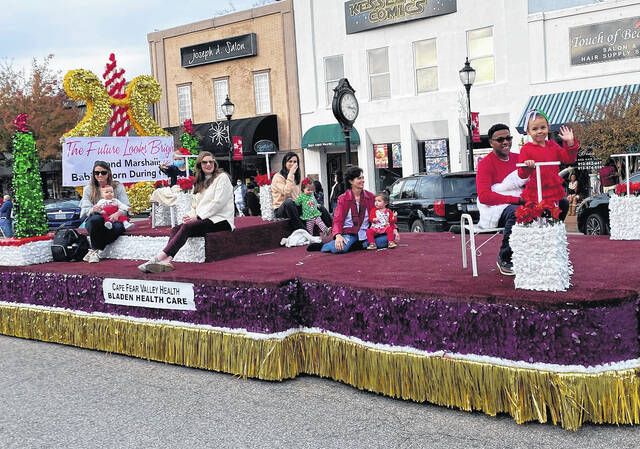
{"left": 213, "top": 78, "right": 229, "bottom": 120}
{"left": 177, "top": 84, "right": 192, "bottom": 124}
{"left": 373, "top": 143, "right": 402, "bottom": 192}
{"left": 254, "top": 71, "right": 272, "bottom": 114}
{"left": 413, "top": 39, "right": 438, "bottom": 93}
{"left": 467, "top": 27, "right": 494, "bottom": 84}
{"left": 420, "top": 139, "right": 449, "bottom": 173}
{"left": 324, "top": 55, "right": 344, "bottom": 106}
{"left": 368, "top": 47, "right": 391, "bottom": 100}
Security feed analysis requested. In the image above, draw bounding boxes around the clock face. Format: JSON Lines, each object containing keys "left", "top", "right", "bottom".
{"left": 340, "top": 92, "right": 359, "bottom": 122}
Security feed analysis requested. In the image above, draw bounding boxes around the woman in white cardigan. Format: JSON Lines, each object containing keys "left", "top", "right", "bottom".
{"left": 139, "top": 152, "right": 235, "bottom": 273}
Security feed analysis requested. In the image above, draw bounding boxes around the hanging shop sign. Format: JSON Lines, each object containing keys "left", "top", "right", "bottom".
{"left": 570, "top": 17, "right": 640, "bottom": 66}
{"left": 344, "top": 0, "right": 457, "bottom": 34}
{"left": 181, "top": 33, "right": 258, "bottom": 68}
{"left": 254, "top": 139, "right": 277, "bottom": 154}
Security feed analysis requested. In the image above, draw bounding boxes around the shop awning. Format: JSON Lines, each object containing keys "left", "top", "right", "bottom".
{"left": 301, "top": 124, "right": 360, "bottom": 149}
{"left": 166, "top": 115, "right": 279, "bottom": 159}
{"left": 516, "top": 84, "right": 640, "bottom": 134}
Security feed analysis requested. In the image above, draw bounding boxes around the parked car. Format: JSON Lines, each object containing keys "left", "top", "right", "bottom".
{"left": 45, "top": 199, "right": 83, "bottom": 230}
{"left": 388, "top": 172, "right": 479, "bottom": 233}
{"left": 577, "top": 170, "right": 640, "bottom": 235}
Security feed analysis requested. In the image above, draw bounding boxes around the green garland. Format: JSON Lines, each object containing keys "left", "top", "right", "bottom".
{"left": 11, "top": 131, "right": 48, "bottom": 238}
{"left": 180, "top": 131, "right": 199, "bottom": 172}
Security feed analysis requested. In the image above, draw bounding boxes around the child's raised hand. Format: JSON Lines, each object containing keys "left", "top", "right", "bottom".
{"left": 371, "top": 217, "right": 378, "bottom": 223}
{"left": 558, "top": 126, "right": 575, "bottom": 146}
{"left": 393, "top": 211, "right": 398, "bottom": 219}
{"left": 524, "top": 160, "right": 535, "bottom": 168}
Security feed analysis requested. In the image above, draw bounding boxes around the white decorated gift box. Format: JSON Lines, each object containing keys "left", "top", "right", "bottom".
{"left": 511, "top": 222, "right": 573, "bottom": 292}
{"left": 609, "top": 195, "right": 640, "bottom": 240}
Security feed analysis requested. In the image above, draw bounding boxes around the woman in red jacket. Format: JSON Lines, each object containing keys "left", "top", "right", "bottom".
{"left": 321, "top": 166, "right": 399, "bottom": 254}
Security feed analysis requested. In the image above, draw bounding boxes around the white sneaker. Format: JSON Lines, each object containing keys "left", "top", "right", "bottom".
{"left": 123, "top": 221, "right": 134, "bottom": 230}
{"left": 146, "top": 258, "right": 174, "bottom": 273}
{"left": 88, "top": 251, "right": 100, "bottom": 263}
{"left": 104, "top": 221, "right": 113, "bottom": 230}
{"left": 83, "top": 249, "right": 94, "bottom": 262}
{"left": 138, "top": 256, "right": 158, "bottom": 273}
{"left": 138, "top": 256, "right": 173, "bottom": 273}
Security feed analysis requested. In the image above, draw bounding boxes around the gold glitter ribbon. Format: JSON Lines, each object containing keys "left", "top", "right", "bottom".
{"left": 1, "top": 304, "right": 638, "bottom": 431}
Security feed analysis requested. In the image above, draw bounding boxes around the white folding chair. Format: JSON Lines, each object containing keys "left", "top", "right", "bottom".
{"left": 460, "top": 213, "right": 504, "bottom": 277}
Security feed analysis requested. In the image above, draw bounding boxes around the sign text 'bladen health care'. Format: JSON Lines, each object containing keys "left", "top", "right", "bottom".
{"left": 103, "top": 278, "right": 196, "bottom": 311}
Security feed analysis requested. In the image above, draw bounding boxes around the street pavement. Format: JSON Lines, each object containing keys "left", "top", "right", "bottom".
{"left": 0, "top": 335, "right": 637, "bottom": 449}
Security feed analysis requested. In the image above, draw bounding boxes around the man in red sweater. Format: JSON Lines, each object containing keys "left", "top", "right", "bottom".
{"left": 476, "top": 124, "right": 525, "bottom": 275}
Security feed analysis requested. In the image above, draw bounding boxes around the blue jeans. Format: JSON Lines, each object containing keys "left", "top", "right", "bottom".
{"left": 321, "top": 233, "right": 389, "bottom": 254}
{"left": 0, "top": 218, "right": 13, "bottom": 237}
{"left": 497, "top": 205, "right": 517, "bottom": 263}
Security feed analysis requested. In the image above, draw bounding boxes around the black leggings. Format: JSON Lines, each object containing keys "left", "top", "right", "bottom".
{"left": 164, "top": 218, "right": 231, "bottom": 257}
{"left": 275, "top": 199, "right": 332, "bottom": 231}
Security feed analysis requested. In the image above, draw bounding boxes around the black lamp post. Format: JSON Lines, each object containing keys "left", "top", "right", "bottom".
{"left": 459, "top": 58, "right": 476, "bottom": 171}
{"left": 221, "top": 95, "right": 235, "bottom": 181}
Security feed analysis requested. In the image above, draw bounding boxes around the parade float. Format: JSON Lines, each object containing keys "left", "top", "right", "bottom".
{"left": 0, "top": 58, "right": 638, "bottom": 432}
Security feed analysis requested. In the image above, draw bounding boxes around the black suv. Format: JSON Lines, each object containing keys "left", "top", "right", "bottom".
{"left": 577, "top": 170, "right": 640, "bottom": 235}
{"left": 388, "top": 172, "right": 479, "bottom": 232}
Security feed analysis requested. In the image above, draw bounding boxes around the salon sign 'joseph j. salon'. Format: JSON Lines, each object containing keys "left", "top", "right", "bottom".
{"left": 180, "top": 33, "right": 258, "bottom": 68}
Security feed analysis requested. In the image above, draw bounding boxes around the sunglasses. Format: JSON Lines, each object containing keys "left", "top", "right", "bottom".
{"left": 491, "top": 136, "right": 513, "bottom": 143}
{"left": 200, "top": 160, "right": 215, "bottom": 166}
{"left": 94, "top": 170, "right": 108, "bottom": 176}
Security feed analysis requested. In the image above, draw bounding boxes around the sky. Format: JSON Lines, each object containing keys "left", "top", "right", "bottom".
{"left": 0, "top": 0, "right": 275, "bottom": 80}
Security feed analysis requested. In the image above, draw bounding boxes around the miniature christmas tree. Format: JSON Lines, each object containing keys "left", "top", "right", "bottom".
{"left": 179, "top": 119, "right": 200, "bottom": 172}
{"left": 11, "top": 114, "right": 49, "bottom": 238}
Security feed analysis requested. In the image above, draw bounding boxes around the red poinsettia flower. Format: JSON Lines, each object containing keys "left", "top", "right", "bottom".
{"left": 184, "top": 118, "right": 194, "bottom": 135}
{"left": 254, "top": 172, "right": 278, "bottom": 186}
{"left": 154, "top": 180, "right": 169, "bottom": 189}
{"left": 176, "top": 176, "right": 195, "bottom": 191}
{"left": 178, "top": 147, "right": 192, "bottom": 156}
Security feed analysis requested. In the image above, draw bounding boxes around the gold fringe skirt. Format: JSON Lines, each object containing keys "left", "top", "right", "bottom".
{"left": 1, "top": 303, "right": 638, "bottom": 431}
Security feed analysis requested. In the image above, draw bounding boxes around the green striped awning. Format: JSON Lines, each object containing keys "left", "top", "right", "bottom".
{"left": 301, "top": 124, "right": 360, "bottom": 149}
{"left": 516, "top": 84, "right": 640, "bottom": 134}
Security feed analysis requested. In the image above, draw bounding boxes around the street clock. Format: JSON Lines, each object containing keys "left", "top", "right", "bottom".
{"left": 332, "top": 78, "right": 359, "bottom": 126}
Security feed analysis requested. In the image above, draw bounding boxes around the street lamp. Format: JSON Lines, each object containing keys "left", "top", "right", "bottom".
{"left": 459, "top": 57, "right": 476, "bottom": 171}
{"left": 221, "top": 95, "right": 235, "bottom": 181}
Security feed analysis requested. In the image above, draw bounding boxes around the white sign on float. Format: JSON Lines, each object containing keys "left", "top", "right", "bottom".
{"left": 102, "top": 278, "right": 196, "bottom": 311}
{"left": 61, "top": 136, "right": 175, "bottom": 186}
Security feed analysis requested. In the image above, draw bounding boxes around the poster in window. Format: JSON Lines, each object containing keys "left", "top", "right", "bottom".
{"left": 425, "top": 157, "right": 448, "bottom": 174}
{"left": 374, "top": 144, "right": 388, "bottom": 168}
{"left": 391, "top": 143, "right": 402, "bottom": 168}
{"left": 424, "top": 139, "right": 447, "bottom": 157}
